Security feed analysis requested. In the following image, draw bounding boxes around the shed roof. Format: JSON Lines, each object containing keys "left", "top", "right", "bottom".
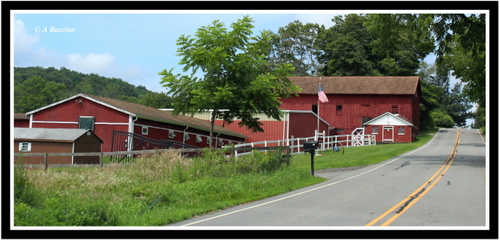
{"left": 363, "top": 112, "right": 415, "bottom": 127}
{"left": 14, "top": 128, "right": 103, "bottom": 142}
{"left": 287, "top": 76, "right": 420, "bottom": 95}
{"left": 26, "top": 94, "right": 248, "bottom": 139}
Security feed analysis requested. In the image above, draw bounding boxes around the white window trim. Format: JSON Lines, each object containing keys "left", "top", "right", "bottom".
{"left": 19, "top": 142, "right": 31, "bottom": 152}
{"left": 142, "top": 126, "right": 149, "bottom": 135}
{"left": 398, "top": 127, "right": 405, "bottom": 135}
{"left": 168, "top": 130, "right": 176, "bottom": 139}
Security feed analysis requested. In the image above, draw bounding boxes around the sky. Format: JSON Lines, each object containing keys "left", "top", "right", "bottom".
{"left": 12, "top": 9, "right": 455, "bottom": 93}
{"left": 12, "top": 10, "right": 351, "bottom": 93}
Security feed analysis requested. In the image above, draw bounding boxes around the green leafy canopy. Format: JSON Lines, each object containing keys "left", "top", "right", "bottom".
{"left": 159, "top": 16, "right": 301, "bottom": 144}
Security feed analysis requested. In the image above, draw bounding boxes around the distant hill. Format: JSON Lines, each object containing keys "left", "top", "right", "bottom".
{"left": 14, "top": 66, "right": 172, "bottom": 113}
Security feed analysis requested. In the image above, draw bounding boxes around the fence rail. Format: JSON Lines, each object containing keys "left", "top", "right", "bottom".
{"left": 14, "top": 146, "right": 292, "bottom": 170}
{"left": 232, "top": 134, "right": 376, "bottom": 156}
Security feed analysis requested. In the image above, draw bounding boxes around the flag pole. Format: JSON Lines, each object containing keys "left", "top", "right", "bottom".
{"left": 317, "top": 77, "right": 321, "bottom": 139}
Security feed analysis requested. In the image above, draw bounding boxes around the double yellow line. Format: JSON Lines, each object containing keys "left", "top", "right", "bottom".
{"left": 365, "top": 128, "right": 461, "bottom": 226}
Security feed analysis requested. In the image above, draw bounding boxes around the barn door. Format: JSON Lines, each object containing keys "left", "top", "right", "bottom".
{"left": 383, "top": 126, "right": 394, "bottom": 142}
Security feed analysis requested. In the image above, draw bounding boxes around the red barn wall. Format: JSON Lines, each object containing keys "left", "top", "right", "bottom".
{"left": 213, "top": 120, "right": 284, "bottom": 144}
{"left": 135, "top": 119, "right": 244, "bottom": 148}
{"left": 288, "top": 112, "right": 329, "bottom": 138}
{"left": 280, "top": 94, "right": 417, "bottom": 136}
{"left": 30, "top": 98, "right": 130, "bottom": 152}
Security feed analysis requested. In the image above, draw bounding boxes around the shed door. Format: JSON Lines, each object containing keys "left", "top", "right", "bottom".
{"left": 383, "top": 126, "right": 394, "bottom": 142}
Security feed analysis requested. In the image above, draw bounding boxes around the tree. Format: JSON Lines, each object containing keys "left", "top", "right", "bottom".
{"left": 316, "top": 14, "right": 378, "bottom": 76}
{"left": 315, "top": 14, "right": 434, "bottom": 77}
{"left": 268, "top": 20, "right": 322, "bottom": 76}
{"left": 430, "top": 14, "right": 486, "bottom": 128}
{"left": 159, "top": 16, "right": 300, "bottom": 147}
{"left": 14, "top": 76, "right": 66, "bottom": 113}
{"left": 441, "top": 82, "right": 473, "bottom": 127}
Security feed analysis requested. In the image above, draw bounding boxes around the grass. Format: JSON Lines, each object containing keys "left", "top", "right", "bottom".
{"left": 291, "top": 132, "right": 436, "bottom": 171}
{"left": 13, "top": 131, "right": 436, "bottom": 226}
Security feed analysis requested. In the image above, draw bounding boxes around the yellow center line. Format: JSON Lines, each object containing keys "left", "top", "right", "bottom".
{"left": 365, "top": 128, "right": 461, "bottom": 226}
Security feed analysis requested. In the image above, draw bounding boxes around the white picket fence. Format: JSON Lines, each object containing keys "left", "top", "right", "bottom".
{"left": 231, "top": 133, "right": 376, "bottom": 157}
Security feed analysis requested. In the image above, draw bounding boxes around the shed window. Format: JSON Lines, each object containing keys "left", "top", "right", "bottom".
{"left": 398, "top": 127, "right": 405, "bottom": 135}
{"left": 196, "top": 135, "right": 203, "bottom": 143}
{"left": 79, "top": 116, "right": 95, "bottom": 131}
{"left": 372, "top": 126, "right": 379, "bottom": 134}
{"left": 184, "top": 133, "right": 190, "bottom": 141}
{"left": 19, "top": 142, "right": 31, "bottom": 152}
{"left": 142, "top": 126, "right": 148, "bottom": 135}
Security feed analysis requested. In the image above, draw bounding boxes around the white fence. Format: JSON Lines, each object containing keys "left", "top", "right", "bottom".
{"left": 232, "top": 134, "right": 376, "bottom": 157}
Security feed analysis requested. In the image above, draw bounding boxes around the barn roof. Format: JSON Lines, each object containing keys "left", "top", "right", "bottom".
{"left": 14, "top": 113, "right": 29, "bottom": 119}
{"left": 26, "top": 94, "right": 248, "bottom": 139}
{"left": 14, "top": 128, "right": 103, "bottom": 142}
{"left": 287, "top": 76, "right": 420, "bottom": 95}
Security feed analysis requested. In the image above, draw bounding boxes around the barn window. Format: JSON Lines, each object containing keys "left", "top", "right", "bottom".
{"left": 398, "top": 127, "right": 405, "bottom": 135}
{"left": 336, "top": 105, "right": 343, "bottom": 115}
{"left": 79, "top": 116, "right": 95, "bottom": 131}
{"left": 168, "top": 130, "right": 176, "bottom": 139}
{"left": 372, "top": 126, "right": 379, "bottom": 134}
{"left": 361, "top": 117, "right": 372, "bottom": 125}
{"left": 142, "top": 126, "right": 148, "bottom": 135}
{"left": 392, "top": 105, "right": 399, "bottom": 114}
{"left": 184, "top": 133, "right": 190, "bottom": 141}
{"left": 19, "top": 142, "right": 31, "bottom": 152}
{"left": 196, "top": 135, "right": 203, "bottom": 143}
{"left": 312, "top": 105, "right": 318, "bottom": 115}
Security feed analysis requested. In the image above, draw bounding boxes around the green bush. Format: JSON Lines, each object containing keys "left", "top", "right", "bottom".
{"left": 430, "top": 109, "right": 455, "bottom": 127}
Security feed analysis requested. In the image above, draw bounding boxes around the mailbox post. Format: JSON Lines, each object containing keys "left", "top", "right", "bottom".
{"left": 303, "top": 141, "right": 318, "bottom": 176}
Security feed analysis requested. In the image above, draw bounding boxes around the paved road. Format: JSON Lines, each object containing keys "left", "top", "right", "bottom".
{"left": 168, "top": 128, "right": 487, "bottom": 228}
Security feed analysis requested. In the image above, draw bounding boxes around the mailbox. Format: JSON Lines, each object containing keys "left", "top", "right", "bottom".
{"left": 303, "top": 141, "right": 319, "bottom": 153}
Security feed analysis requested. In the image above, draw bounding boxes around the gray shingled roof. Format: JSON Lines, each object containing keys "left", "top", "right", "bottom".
{"left": 14, "top": 128, "right": 102, "bottom": 142}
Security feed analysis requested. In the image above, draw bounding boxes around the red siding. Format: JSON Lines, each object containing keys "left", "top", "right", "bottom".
{"left": 14, "top": 119, "right": 30, "bottom": 128}
{"left": 135, "top": 119, "right": 244, "bottom": 148}
{"left": 366, "top": 125, "right": 413, "bottom": 143}
{"left": 14, "top": 141, "right": 73, "bottom": 164}
{"left": 31, "top": 98, "right": 130, "bottom": 152}
{"left": 214, "top": 120, "right": 284, "bottom": 144}
{"left": 288, "top": 112, "right": 329, "bottom": 138}
{"left": 280, "top": 94, "right": 418, "bottom": 137}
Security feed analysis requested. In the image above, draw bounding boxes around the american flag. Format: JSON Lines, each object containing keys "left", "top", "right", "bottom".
{"left": 318, "top": 84, "right": 329, "bottom": 103}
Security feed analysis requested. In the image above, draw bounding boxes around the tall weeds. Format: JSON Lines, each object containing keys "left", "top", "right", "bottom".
{"left": 13, "top": 148, "right": 308, "bottom": 226}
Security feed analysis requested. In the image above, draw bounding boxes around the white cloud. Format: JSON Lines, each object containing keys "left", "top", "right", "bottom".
{"left": 14, "top": 19, "right": 39, "bottom": 53}
{"left": 67, "top": 52, "right": 117, "bottom": 75}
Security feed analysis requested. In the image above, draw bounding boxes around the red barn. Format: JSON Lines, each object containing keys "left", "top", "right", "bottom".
{"left": 180, "top": 110, "right": 330, "bottom": 144}
{"left": 280, "top": 76, "right": 421, "bottom": 142}
{"left": 25, "top": 94, "right": 247, "bottom": 153}
{"left": 14, "top": 113, "right": 30, "bottom": 127}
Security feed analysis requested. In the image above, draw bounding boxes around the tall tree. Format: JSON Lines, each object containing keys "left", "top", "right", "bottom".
{"left": 430, "top": 14, "right": 486, "bottom": 128}
{"left": 268, "top": 20, "right": 322, "bottom": 76}
{"left": 159, "top": 16, "right": 300, "bottom": 147}
{"left": 316, "top": 14, "right": 378, "bottom": 76}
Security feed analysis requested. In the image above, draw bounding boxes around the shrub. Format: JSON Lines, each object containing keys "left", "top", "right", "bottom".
{"left": 430, "top": 109, "right": 455, "bottom": 127}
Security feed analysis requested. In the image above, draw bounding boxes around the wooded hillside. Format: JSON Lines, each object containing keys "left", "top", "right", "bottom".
{"left": 14, "top": 66, "right": 172, "bottom": 113}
